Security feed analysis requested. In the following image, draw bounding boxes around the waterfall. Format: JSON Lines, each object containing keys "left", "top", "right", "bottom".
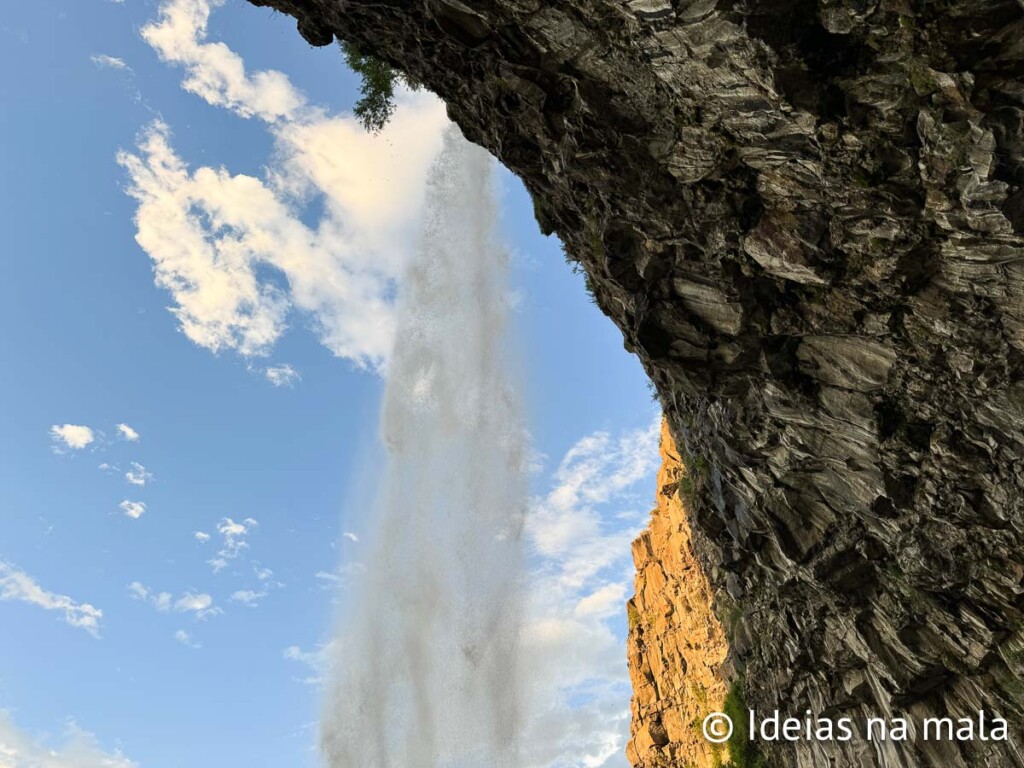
{"left": 321, "top": 126, "right": 527, "bottom": 768}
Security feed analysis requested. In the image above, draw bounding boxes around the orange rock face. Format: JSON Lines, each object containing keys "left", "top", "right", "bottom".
{"left": 626, "top": 420, "right": 731, "bottom": 768}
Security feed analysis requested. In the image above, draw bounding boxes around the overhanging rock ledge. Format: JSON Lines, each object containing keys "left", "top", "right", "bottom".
{"left": 248, "top": 1, "right": 1024, "bottom": 765}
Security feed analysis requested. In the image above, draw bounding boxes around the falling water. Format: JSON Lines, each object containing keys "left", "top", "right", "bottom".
{"left": 321, "top": 127, "right": 526, "bottom": 768}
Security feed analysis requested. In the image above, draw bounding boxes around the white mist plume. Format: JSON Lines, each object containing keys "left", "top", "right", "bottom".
{"left": 321, "top": 127, "right": 526, "bottom": 767}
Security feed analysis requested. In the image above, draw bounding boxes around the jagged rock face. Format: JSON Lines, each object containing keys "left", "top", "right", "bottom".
{"left": 247, "top": 1, "right": 1024, "bottom": 765}
{"left": 627, "top": 420, "right": 729, "bottom": 768}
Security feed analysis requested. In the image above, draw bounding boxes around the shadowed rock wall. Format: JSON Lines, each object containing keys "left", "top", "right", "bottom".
{"left": 246, "top": 1, "right": 1024, "bottom": 764}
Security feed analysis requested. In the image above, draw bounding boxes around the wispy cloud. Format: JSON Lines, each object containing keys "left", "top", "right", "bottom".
{"left": 174, "top": 629, "right": 201, "bottom": 649}
{"left": 118, "top": 500, "right": 146, "bottom": 519}
{"left": 342, "top": 532, "right": 358, "bottom": 543}
{"left": 227, "top": 564, "right": 282, "bottom": 607}
{"left": 265, "top": 363, "right": 300, "bottom": 388}
{"left": 125, "top": 462, "right": 153, "bottom": 487}
{"left": 116, "top": 423, "right": 140, "bottom": 441}
{"left": 174, "top": 591, "right": 220, "bottom": 620}
{"left": 91, "top": 53, "right": 130, "bottom": 71}
{"left": 120, "top": 0, "right": 448, "bottom": 371}
{"left": 529, "top": 418, "right": 661, "bottom": 584}
{"left": 129, "top": 582, "right": 221, "bottom": 620}
{"left": 0, "top": 562, "right": 103, "bottom": 637}
{"left": 314, "top": 561, "right": 366, "bottom": 590}
{"left": 283, "top": 640, "right": 339, "bottom": 686}
{"left": 194, "top": 531, "right": 210, "bottom": 543}
{"left": 50, "top": 424, "right": 95, "bottom": 451}
{"left": 521, "top": 416, "right": 661, "bottom": 767}
{"left": 207, "top": 516, "right": 257, "bottom": 572}
{"left": 229, "top": 589, "right": 267, "bottom": 607}
{"left": 218, "top": 516, "right": 256, "bottom": 555}
{"left": 128, "top": 581, "right": 172, "bottom": 612}
{"left": 141, "top": 0, "right": 302, "bottom": 122}
{"left": 0, "top": 710, "right": 136, "bottom": 767}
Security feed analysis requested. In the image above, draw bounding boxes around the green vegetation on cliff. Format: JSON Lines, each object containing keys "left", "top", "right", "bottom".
{"left": 339, "top": 42, "right": 418, "bottom": 132}
{"left": 722, "top": 680, "right": 769, "bottom": 768}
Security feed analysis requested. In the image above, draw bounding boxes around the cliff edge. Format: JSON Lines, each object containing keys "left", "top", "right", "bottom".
{"left": 628, "top": 419, "right": 730, "bottom": 767}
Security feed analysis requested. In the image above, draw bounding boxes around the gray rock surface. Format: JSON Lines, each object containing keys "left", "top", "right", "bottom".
{"left": 246, "top": 0, "right": 1024, "bottom": 764}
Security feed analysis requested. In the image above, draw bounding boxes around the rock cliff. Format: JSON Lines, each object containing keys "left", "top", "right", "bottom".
{"left": 246, "top": 1, "right": 1024, "bottom": 765}
{"left": 627, "top": 419, "right": 730, "bottom": 767}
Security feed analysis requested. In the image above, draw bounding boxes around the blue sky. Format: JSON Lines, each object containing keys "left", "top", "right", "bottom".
{"left": 0, "top": 1, "right": 658, "bottom": 766}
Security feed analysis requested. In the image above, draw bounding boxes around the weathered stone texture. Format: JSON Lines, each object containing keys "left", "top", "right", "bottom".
{"left": 627, "top": 419, "right": 729, "bottom": 768}
{"left": 246, "top": 1, "right": 1024, "bottom": 765}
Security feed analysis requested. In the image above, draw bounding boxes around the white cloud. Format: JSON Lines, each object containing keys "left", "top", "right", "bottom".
{"left": 120, "top": 0, "right": 449, "bottom": 371}
{"left": 229, "top": 589, "right": 267, "bottom": 607}
{"left": 90, "top": 54, "right": 129, "bottom": 70}
{"left": 119, "top": 122, "right": 292, "bottom": 357}
{"left": 193, "top": 531, "right": 210, "bottom": 543}
{"left": 129, "top": 582, "right": 219, "bottom": 619}
{"left": 520, "top": 417, "right": 661, "bottom": 767}
{"left": 342, "top": 532, "right": 358, "bottom": 543}
{"left": 126, "top": 581, "right": 147, "bottom": 600}
{"left": 141, "top": 0, "right": 303, "bottom": 122}
{"left": 50, "top": 425, "right": 95, "bottom": 451}
{"left": 215, "top": 515, "right": 250, "bottom": 537}
{"left": 528, "top": 418, "right": 661, "bottom": 582}
{"left": 173, "top": 591, "right": 220, "bottom": 620}
{"left": 173, "top": 593, "right": 211, "bottom": 612}
{"left": 124, "top": 462, "right": 153, "bottom": 487}
{"left": 0, "top": 711, "right": 135, "bottom": 768}
{"left": 118, "top": 500, "right": 146, "bottom": 519}
{"left": 128, "top": 582, "right": 173, "bottom": 612}
{"left": 282, "top": 645, "right": 318, "bottom": 665}
{"left": 283, "top": 640, "right": 339, "bottom": 686}
{"left": 206, "top": 516, "right": 257, "bottom": 571}
{"left": 0, "top": 562, "right": 103, "bottom": 637}
{"left": 265, "top": 363, "right": 300, "bottom": 387}
{"left": 314, "top": 561, "right": 365, "bottom": 590}
{"left": 574, "top": 583, "right": 629, "bottom": 620}
{"left": 227, "top": 563, "right": 283, "bottom": 607}
{"left": 116, "top": 424, "right": 140, "bottom": 441}
{"left": 174, "top": 629, "right": 201, "bottom": 649}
